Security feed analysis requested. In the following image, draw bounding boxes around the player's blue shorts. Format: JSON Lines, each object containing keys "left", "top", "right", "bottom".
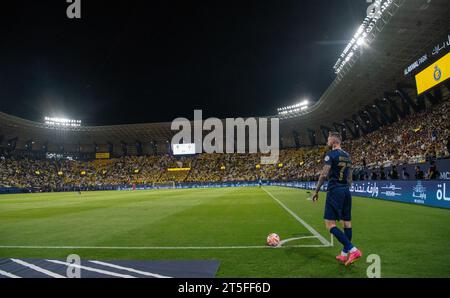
{"left": 324, "top": 187, "right": 352, "bottom": 221}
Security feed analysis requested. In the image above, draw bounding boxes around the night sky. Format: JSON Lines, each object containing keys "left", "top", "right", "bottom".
{"left": 0, "top": 0, "right": 367, "bottom": 125}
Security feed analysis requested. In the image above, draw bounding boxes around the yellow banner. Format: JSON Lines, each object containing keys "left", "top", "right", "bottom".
{"left": 168, "top": 168, "right": 191, "bottom": 172}
{"left": 416, "top": 52, "right": 450, "bottom": 95}
{"left": 96, "top": 152, "right": 110, "bottom": 159}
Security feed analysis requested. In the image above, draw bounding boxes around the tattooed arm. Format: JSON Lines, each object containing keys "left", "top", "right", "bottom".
{"left": 312, "top": 164, "right": 331, "bottom": 202}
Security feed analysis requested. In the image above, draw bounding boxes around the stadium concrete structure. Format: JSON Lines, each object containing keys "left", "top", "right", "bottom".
{"left": 1, "top": 0, "right": 449, "bottom": 158}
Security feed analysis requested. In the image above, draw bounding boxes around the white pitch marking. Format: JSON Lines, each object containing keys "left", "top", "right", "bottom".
{"left": 89, "top": 260, "right": 172, "bottom": 278}
{"left": 262, "top": 187, "right": 332, "bottom": 247}
{"left": 10, "top": 258, "right": 65, "bottom": 278}
{"left": 46, "top": 259, "right": 136, "bottom": 278}
{"left": 278, "top": 236, "right": 320, "bottom": 247}
{"left": 0, "top": 269, "right": 21, "bottom": 278}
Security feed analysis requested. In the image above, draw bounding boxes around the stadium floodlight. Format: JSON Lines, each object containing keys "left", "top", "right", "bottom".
{"left": 44, "top": 117, "right": 82, "bottom": 127}
{"left": 356, "top": 37, "right": 366, "bottom": 46}
{"left": 333, "top": 0, "right": 395, "bottom": 75}
{"left": 277, "top": 100, "right": 310, "bottom": 116}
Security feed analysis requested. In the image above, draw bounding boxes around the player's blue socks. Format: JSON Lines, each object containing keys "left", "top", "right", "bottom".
{"left": 343, "top": 228, "right": 352, "bottom": 253}
{"left": 344, "top": 228, "right": 352, "bottom": 241}
{"left": 330, "top": 227, "right": 353, "bottom": 252}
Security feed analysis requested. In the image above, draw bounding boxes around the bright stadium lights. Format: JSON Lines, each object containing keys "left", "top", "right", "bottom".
{"left": 44, "top": 117, "right": 82, "bottom": 127}
{"left": 356, "top": 37, "right": 366, "bottom": 46}
{"left": 333, "top": 0, "right": 396, "bottom": 75}
{"left": 277, "top": 100, "right": 310, "bottom": 116}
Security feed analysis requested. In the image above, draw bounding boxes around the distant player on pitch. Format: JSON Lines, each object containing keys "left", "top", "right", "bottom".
{"left": 312, "top": 132, "right": 362, "bottom": 266}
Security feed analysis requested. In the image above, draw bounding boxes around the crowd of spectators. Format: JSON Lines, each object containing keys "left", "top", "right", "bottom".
{"left": 1, "top": 101, "right": 449, "bottom": 191}
{"left": 346, "top": 101, "right": 449, "bottom": 169}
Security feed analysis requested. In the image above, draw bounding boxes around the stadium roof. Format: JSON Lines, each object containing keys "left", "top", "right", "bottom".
{"left": 0, "top": 111, "right": 173, "bottom": 144}
{"left": 281, "top": 0, "right": 450, "bottom": 135}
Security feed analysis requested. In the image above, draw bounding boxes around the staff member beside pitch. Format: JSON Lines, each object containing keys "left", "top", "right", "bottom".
{"left": 312, "top": 132, "right": 362, "bottom": 266}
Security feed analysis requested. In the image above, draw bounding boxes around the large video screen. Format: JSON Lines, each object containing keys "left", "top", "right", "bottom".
{"left": 172, "top": 143, "right": 196, "bottom": 155}
{"left": 415, "top": 52, "right": 450, "bottom": 95}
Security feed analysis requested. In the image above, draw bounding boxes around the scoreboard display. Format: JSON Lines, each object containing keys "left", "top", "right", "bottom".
{"left": 172, "top": 143, "right": 196, "bottom": 155}
{"left": 415, "top": 52, "right": 450, "bottom": 95}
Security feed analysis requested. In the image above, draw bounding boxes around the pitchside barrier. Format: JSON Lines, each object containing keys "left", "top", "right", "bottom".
{"left": 0, "top": 187, "right": 24, "bottom": 194}
{"left": 270, "top": 180, "right": 450, "bottom": 210}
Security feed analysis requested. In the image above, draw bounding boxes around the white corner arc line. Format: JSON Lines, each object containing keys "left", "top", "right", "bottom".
{"left": 10, "top": 258, "right": 66, "bottom": 278}
{"left": 45, "top": 260, "right": 136, "bottom": 278}
{"left": 0, "top": 269, "right": 21, "bottom": 278}
{"left": 274, "top": 244, "right": 328, "bottom": 248}
{"left": 262, "top": 187, "right": 331, "bottom": 246}
{"left": 278, "top": 236, "right": 319, "bottom": 247}
{"left": 89, "top": 260, "right": 172, "bottom": 278}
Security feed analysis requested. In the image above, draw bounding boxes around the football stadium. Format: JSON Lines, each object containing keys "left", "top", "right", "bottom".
{"left": 1, "top": 0, "right": 450, "bottom": 282}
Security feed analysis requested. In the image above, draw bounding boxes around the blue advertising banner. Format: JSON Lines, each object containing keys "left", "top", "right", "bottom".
{"left": 349, "top": 180, "right": 450, "bottom": 209}
{"left": 0, "top": 187, "right": 24, "bottom": 194}
{"left": 271, "top": 180, "right": 450, "bottom": 210}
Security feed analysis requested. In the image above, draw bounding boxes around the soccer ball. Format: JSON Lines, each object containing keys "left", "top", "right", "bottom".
{"left": 266, "top": 233, "right": 280, "bottom": 247}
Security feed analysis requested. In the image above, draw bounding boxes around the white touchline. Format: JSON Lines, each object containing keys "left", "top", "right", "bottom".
{"left": 89, "top": 260, "right": 172, "bottom": 278}
{"left": 262, "top": 187, "right": 332, "bottom": 247}
{"left": 45, "top": 259, "right": 136, "bottom": 278}
{"left": 0, "top": 269, "right": 21, "bottom": 278}
{"left": 10, "top": 259, "right": 66, "bottom": 278}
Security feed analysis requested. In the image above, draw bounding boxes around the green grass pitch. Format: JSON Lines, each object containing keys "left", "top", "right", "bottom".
{"left": 0, "top": 186, "right": 449, "bottom": 277}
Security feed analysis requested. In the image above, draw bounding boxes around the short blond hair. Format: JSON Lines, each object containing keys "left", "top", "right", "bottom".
{"left": 328, "top": 132, "right": 342, "bottom": 144}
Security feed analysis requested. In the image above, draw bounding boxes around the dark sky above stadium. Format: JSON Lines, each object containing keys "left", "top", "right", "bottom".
{"left": 0, "top": 0, "right": 367, "bottom": 125}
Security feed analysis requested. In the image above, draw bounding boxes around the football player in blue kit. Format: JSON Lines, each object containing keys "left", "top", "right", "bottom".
{"left": 312, "top": 132, "right": 362, "bottom": 266}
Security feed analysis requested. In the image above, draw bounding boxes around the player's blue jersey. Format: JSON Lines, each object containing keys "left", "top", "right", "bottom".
{"left": 324, "top": 149, "right": 352, "bottom": 191}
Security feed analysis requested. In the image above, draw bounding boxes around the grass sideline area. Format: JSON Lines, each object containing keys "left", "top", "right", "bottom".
{"left": 0, "top": 187, "right": 449, "bottom": 278}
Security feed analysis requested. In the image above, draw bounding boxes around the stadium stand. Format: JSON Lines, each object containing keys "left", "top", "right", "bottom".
{"left": 1, "top": 98, "right": 448, "bottom": 192}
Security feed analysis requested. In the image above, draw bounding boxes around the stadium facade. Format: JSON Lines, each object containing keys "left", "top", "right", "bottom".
{"left": 0, "top": 0, "right": 449, "bottom": 159}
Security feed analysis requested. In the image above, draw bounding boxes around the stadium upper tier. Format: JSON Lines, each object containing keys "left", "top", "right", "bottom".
{"left": 1, "top": 0, "right": 450, "bottom": 155}
{"left": 0, "top": 111, "right": 177, "bottom": 156}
